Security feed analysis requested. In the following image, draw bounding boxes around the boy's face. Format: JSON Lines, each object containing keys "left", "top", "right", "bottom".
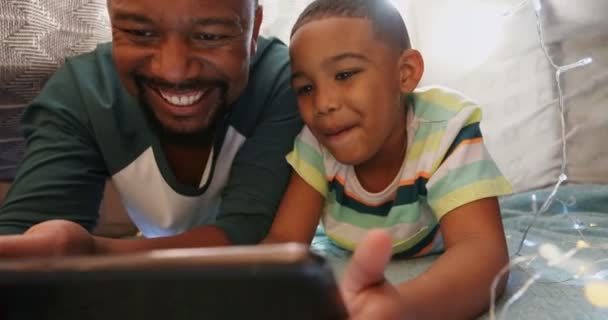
{"left": 109, "top": 0, "right": 262, "bottom": 136}
{"left": 290, "top": 17, "right": 422, "bottom": 165}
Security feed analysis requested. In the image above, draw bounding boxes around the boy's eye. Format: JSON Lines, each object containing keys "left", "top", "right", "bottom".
{"left": 296, "top": 85, "right": 313, "bottom": 96}
{"left": 335, "top": 70, "right": 359, "bottom": 81}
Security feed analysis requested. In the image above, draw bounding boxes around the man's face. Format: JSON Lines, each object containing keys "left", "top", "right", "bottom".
{"left": 109, "top": 0, "right": 262, "bottom": 136}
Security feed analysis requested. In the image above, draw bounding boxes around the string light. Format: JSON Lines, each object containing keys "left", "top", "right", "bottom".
{"left": 509, "top": 0, "right": 593, "bottom": 257}
{"left": 489, "top": 0, "right": 603, "bottom": 318}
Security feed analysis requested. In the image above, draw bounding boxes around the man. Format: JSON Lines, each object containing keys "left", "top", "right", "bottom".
{"left": 0, "top": 0, "right": 302, "bottom": 255}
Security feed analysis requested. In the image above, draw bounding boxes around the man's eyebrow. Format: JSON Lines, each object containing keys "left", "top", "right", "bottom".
{"left": 193, "top": 17, "right": 242, "bottom": 28}
{"left": 112, "top": 10, "right": 155, "bottom": 24}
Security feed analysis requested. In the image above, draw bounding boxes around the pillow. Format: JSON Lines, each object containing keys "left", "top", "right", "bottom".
{"left": 0, "top": 0, "right": 111, "bottom": 180}
{"left": 406, "top": 0, "right": 608, "bottom": 192}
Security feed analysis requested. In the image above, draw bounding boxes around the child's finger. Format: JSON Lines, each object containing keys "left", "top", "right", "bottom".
{"left": 340, "top": 229, "right": 393, "bottom": 299}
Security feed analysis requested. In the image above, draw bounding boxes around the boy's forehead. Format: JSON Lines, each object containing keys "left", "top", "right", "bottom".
{"left": 292, "top": 18, "right": 373, "bottom": 46}
{"left": 290, "top": 17, "right": 390, "bottom": 60}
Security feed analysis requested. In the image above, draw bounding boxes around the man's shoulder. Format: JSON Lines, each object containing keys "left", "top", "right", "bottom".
{"left": 227, "top": 37, "right": 299, "bottom": 136}
{"left": 410, "top": 86, "right": 480, "bottom": 123}
{"left": 251, "top": 37, "right": 289, "bottom": 67}
{"left": 33, "top": 42, "right": 135, "bottom": 115}
{"left": 248, "top": 36, "right": 291, "bottom": 87}
{"left": 53, "top": 42, "right": 115, "bottom": 85}
{"left": 34, "top": 42, "right": 121, "bottom": 105}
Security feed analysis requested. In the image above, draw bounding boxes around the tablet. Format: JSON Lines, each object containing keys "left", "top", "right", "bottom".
{"left": 0, "top": 243, "right": 347, "bottom": 320}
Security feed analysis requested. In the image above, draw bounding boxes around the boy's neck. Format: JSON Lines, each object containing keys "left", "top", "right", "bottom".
{"left": 354, "top": 113, "right": 408, "bottom": 194}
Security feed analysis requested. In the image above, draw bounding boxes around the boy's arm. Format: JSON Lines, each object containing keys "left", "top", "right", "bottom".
{"left": 396, "top": 197, "right": 508, "bottom": 319}
{"left": 340, "top": 197, "right": 508, "bottom": 320}
{"left": 262, "top": 172, "right": 324, "bottom": 244}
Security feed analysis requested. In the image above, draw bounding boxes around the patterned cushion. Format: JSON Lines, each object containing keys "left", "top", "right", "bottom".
{"left": 0, "top": 0, "right": 111, "bottom": 180}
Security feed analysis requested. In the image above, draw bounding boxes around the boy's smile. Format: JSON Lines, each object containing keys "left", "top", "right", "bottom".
{"left": 315, "top": 119, "right": 359, "bottom": 146}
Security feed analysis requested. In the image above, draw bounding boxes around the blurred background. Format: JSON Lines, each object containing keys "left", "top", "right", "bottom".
{"left": 259, "top": 0, "right": 608, "bottom": 193}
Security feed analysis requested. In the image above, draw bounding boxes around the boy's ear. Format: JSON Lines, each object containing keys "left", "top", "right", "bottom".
{"left": 398, "top": 49, "right": 424, "bottom": 93}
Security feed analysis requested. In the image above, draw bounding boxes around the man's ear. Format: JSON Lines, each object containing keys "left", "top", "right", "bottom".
{"left": 398, "top": 49, "right": 424, "bottom": 93}
{"left": 250, "top": 5, "right": 264, "bottom": 57}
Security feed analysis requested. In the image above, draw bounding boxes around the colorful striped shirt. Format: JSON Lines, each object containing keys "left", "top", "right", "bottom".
{"left": 286, "top": 86, "right": 512, "bottom": 256}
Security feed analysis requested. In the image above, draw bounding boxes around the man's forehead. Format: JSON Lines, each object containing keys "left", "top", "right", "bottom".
{"left": 109, "top": 0, "right": 255, "bottom": 20}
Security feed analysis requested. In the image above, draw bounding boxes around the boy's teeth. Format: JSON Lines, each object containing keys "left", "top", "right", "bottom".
{"left": 158, "top": 90, "right": 205, "bottom": 106}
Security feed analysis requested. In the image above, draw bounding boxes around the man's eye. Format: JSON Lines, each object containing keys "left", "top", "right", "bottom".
{"left": 195, "top": 33, "right": 228, "bottom": 42}
{"left": 124, "top": 29, "right": 156, "bottom": 38}
{"left": 335, "top": 70, "right": 358, "bottom": 81}
{"left": 296, "top": 85, "right": 313, "bottom": 96}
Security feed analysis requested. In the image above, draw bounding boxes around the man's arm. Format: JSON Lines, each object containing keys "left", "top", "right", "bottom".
{"left": 0, "top": 65, "right": 107, "bottom": 235}
{"left": 93, "top": 225, "right": 231, "bottom": 254}
{"left": 213, "top": 80, "right": 302, "bottom": 245}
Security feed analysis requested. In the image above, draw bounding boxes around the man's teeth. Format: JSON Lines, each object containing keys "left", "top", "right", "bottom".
{"left": 158, "top": 90, "right": 205, "bottom": 106}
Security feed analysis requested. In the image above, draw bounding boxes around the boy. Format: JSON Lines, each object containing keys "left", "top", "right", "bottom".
{"left": 263, "top": 0, "right": 513, "bottom": 319}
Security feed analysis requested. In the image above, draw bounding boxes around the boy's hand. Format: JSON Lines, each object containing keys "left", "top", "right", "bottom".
{"left": 0, "top": 220, "right": 94, "bottom": 257}
{"left": 340, "top": 230, "right": 410, "bottom": 320}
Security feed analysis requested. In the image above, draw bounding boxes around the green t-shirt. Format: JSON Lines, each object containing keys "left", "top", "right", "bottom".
{"left": 0, "top": 37, "right": 302, "bottom": 244}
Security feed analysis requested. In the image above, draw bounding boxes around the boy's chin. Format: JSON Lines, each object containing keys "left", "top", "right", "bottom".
{"left": 331, "top": 150, "right": 369, "bottom": 166}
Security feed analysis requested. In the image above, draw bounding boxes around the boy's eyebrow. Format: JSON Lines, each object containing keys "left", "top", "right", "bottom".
{"left": 291, "top": 71, "right": 305, "bottom": 82}
{"left": 326, "top": 52, "right": 371, "bottom": 65}
{"left": 291, "top": 52, "right": 371, "bottom": 82}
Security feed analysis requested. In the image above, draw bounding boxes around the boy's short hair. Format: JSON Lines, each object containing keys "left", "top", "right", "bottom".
{"left": 291, "top": 0, "right": 411, "bottom": 52}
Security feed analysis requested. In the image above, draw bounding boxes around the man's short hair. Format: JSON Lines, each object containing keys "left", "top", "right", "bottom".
{"left": 107, "top": 0, "right": 259, "bottom": 10}
{"left": 291, "top": 0, "right": 411, "bottom": 51}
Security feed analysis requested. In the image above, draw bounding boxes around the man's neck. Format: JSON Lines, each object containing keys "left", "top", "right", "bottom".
{"left": 160, "top": 132, "right": 215, "bottom": 188}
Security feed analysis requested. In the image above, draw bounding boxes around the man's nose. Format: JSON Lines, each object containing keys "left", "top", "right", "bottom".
{"left": 151, "top": 36, "right": 192, "bottom": 84}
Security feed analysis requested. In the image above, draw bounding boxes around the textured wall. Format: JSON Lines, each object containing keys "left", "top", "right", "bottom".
{"left": 0, "top": 0, "right": 111, "bottom": 179}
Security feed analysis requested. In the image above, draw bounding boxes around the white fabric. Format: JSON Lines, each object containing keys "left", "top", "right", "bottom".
{"left": 112, "top": 127, "right": 246, "bottom": 238}
{"left": 260, "top": 0, "right": 608, "bottom": 192}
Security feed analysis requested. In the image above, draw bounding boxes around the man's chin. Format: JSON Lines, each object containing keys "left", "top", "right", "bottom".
{"left": 157, "top": 118, "right": 214, "bottom": 138}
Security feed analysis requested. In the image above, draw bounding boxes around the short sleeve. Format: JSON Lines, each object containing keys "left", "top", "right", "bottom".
{"left": 286, "top": 126, "right": 328, "bottom": 197}
{"left": 426, "top": 107, "right": 512, "bottom": 219}
{"left": 0, "top": 62, "right": 108, "bottom": 234}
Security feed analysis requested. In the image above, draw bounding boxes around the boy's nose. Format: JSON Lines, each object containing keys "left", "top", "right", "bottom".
{"left": 150, "top": 37, "right": 193, "bottom": 83}
{"left": 313, "top": 91, "right": 340, "bottom": 116}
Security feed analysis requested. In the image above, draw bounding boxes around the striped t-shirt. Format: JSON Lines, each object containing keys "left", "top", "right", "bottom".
{"left": 286, "top": 86, "right": 512, "bottom": 256}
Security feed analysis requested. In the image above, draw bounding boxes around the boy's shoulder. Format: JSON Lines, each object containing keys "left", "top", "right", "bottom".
{"left": 410, "top": 86, "right": 480, "bottom": 122}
